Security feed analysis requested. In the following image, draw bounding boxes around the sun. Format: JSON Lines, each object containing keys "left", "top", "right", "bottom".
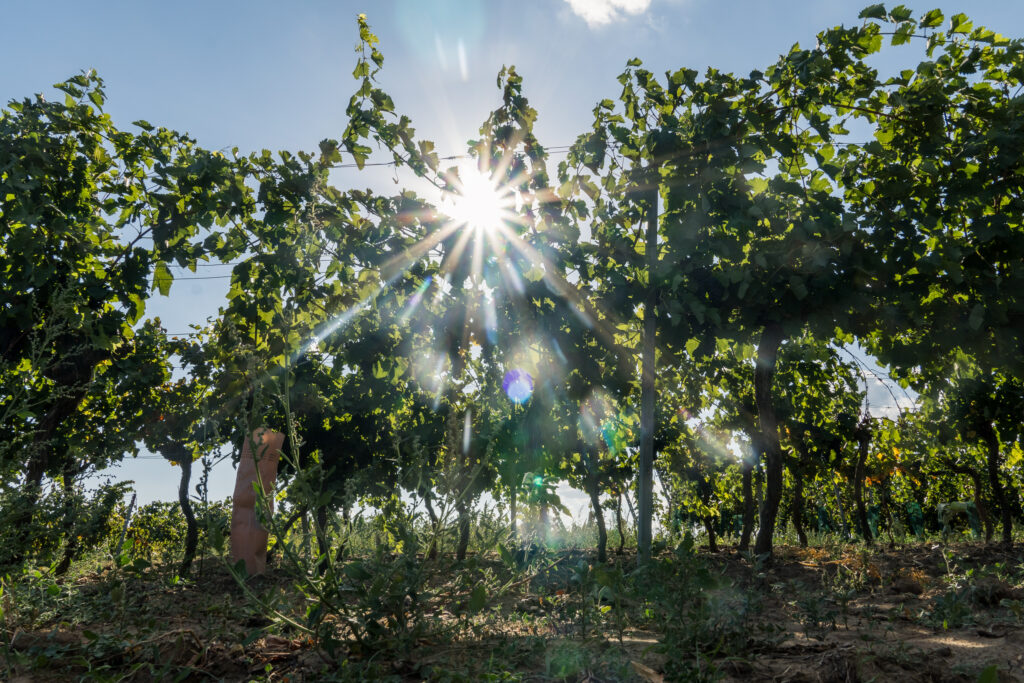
{"left": 442, "top": 166, "right": 514, "bottom": 234}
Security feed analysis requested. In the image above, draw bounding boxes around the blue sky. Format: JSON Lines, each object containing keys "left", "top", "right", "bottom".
{"left": 3, "top": 0, "right": 1021, "bottom": 505}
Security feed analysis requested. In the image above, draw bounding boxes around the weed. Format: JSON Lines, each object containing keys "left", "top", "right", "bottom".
{"left": 649, "top": 534, "right": 760, "bottom": 681}
{"left": 926, "top": 588, "right": 974, "bottom": 629}
{"left": 795, "top": 589, "right": 837, "bottom": 640}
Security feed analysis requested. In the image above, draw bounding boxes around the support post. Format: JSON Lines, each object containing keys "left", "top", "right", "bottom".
{"left": 230, "top": 428, "right": 283, "bottom": 576}
{"left": 638, "top": 187, "right": 658, "bottom": 563}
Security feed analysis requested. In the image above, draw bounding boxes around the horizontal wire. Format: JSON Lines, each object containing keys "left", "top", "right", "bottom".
{"left": 152, "top": 274, "right": 233, "bottom": 281}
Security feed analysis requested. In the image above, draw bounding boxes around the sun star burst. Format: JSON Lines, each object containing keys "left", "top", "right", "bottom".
{"left": 442, "top": 166, "right": 514, "bottom": 235}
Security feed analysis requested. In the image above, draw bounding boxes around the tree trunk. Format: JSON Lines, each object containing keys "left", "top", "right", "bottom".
{"left": 979, "top": 422, "right": 1013, "bottom": 545}
{"left": 853, "top": 422, "right": 873, "bottom": 545}
{"left": 538, "top": 502, "right": 549, "bottom": 546}
{"left": 8, "top": 397, "right": 82, "bottom": 570}
{"left": 456, "top": 499, "right": 470, "bottom": 561}
{"left": 315, "top": 503, "right": 330, "bottom": 572}
{"left": 423, "top": 493, "right": 440, "bottom": 560}
{"left": 55, "top": 465, "right": 79, "bottom": 576}
{"left": 791, "top": 470, "right": 807, "bottom": 548}
{"left": 753, "top": 323, "right": 785, "bottom": 558}
{"left": 947, "top": 462, "right": 992, "bottom": 540}
{"left": 832, "top": 481, "right": 850, "bottom": 538}
{"left": 624, "top": 490, "right": 638, "bottom": 530}
{"left": 637, "top": 187, "right": 658, "bottom": 563}
{"left": 616, "top": 494, "right": 626, "bottom": 554}
{"left": 704, "top": 517, "right": 718, "bottom": 552}
{"left": 509, "top": 485, "right": 518, "bottom": 543}
{"left": 739, "top": 457, "right": 756, "bottom": 552}
{"left": 696, "top": 472, "right": 718, "bottom": 552}
{"left": 301, "top": 512, "right": 311, "bottom": 559}
{"left": 177, "top": 454, "right": 198, "bottom": 576}
{"left": 880, "top": 477, "right": 897, "bottom": 546}
{"left": 587, "top": 478, "right": 607, "bottom": 563}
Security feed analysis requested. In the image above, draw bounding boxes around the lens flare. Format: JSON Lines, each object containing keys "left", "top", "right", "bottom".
{"left": 412, "top": 351, "right": 448, "bottom": 396}
{"left": 441, "top": 165, "right": 514, "bottom": 235}
{"left": 580, "top": 389, "right": 617, "bottom": 450}
{"left": 484, "top": 295, "right": 498, "bottom": 345}
{"left": 502, "top": 368, "right": 534, "bottom": 404}
{"left": 399, "top": 275, "right": 433, "bottom": 323}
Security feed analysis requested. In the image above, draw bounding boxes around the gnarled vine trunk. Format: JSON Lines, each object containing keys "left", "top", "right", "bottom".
{"left": 315, "top": 503, "right": 330, "bottom": 573}
{"left": 423, "top": 492, "right": 440, "bottom": 560}
{"left": 161, "top": 442, "right": 199, "bottom": 576}
{"left": 853, "top": 422, "right": 873, "bottom": 545}
{"left": 587, "top": 480, "right": 607, "bottom": 563}
{"left": 615, "top": 494, "right": 626, "bottom": 554}
{"left": 738, "top": 456, "right": 756, "bottom": 552}
{"left": 979, "top": 422, "right": 1013, "bottom": 545}
{"left": 791, "top": 468, "right": 808, "bottom": 548}
{"left": 753, "top": 323, "right": 784, "bottom": 558}
{"left": 456, "top": 503, "right": 471, "bottom": 560}
{"left": 946, "top": 461, "right": 992, "bottom": 541}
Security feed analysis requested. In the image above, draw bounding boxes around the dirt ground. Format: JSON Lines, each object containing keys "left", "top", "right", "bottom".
{"left": 4, "top": 542, "right": 1024, "bottom": 681}
{"left": 712, "top": 543, "right": 1024, "bottom": 682}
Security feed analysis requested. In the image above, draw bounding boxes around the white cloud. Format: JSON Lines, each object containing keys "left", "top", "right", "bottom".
{"left": 563, "top": 0, "right": 653, "bottom": 27}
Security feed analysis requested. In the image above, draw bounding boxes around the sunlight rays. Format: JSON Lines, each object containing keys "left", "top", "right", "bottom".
{"left": 289, "top": 146, "right": 632, "bottom": 413}
{"left": 440, "top": 165, "right": 515, "bottom": 236}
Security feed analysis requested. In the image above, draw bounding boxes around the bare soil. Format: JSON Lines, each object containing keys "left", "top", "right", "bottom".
{"left": 4, "top": 542, "right": 1024, "bottom": 681}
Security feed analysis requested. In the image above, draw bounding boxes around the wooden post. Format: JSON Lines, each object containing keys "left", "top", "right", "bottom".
{"left": 230, "top": 429, "right": 283, "bottom": 575}
{"left": 638, "top": 187, "right": 658, "bottom": 562}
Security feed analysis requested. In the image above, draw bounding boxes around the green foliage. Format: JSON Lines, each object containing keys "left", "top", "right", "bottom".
{"left": 110, "top": 498, "right": 231, "bottom": 563}
{"left": 7, "top": 6, "right": 1024, "bottom": 678}
{"left": 646, "top": 536, "right": 764, "bottom": 680}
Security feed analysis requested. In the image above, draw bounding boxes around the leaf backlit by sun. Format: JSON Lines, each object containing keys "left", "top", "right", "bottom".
{"left": 442, "top": 166, "right": 514, "bottom": 234}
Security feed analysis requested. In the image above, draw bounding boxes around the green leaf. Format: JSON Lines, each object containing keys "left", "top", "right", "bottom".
{"left": 977, "top": 665, "right": 999, "bottom": 683}
{"left": 592, "top": 566, "right": 615, "bottom": 588}
{"left": 498, "top": 543, "right": 515, "bottom": 568}
{"left": 949, "top": 13, "right": 972, "bottom": 34}
{"left": 858, "top": 4, "right": 887, "bottom": 20}
{"left": 891, "top": 23, "right": 915, "bottom": 45}
{"left": 685, "top": 338, "right": 700, "bottom": 356}
{"left": 889, "top": 5, "right": 912, "bottom": 22}
{"left": 231, "top": 559, "right": 248, "bottom": 580}
{"left": 264, "top": 208, "right": 290, "bottom": 226}
{"left": 920, "top": 9, "right": 943, "bottom": 28}
{"left": 344, "top": 562, "right": 372, "bottom": 581}
{"left": 241, "top": 629, "right": 262, "bottom": 647}
{"left": 153, "top": 261, "right": 172, "bottom": 296}
{"left": 468, "top": 582, "right": 487, "bottom": 612}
